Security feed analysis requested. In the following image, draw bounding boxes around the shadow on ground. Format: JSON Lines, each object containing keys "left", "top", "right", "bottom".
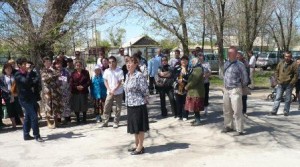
{"left": 146, "top": 142, "right": 190, "bottom": 154}
{"left": 46, "top": 131, "right": 85, "bottom": 141}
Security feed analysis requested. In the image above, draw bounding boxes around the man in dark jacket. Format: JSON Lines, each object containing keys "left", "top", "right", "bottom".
{"left": 271, "top": 51, "right": 298, "bottom": 116}
{"left": 156, "top": 56, "right": 177, "bottom": 117}
{"left": 15, "top": 57, "right": 43, "bottom": 142}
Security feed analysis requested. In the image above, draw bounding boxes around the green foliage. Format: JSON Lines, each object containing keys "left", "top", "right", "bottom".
{"left": 159, "top": 39, "right": 179, "bottom": 50}
{"left": 108, "top": 28, "right": 126, "bottom": 47}
{"left": 98, "top": 40, "right": 111, "bottom": 48}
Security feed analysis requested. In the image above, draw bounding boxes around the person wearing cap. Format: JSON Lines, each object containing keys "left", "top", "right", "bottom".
{"left": 74, "top": 51, "right": 86, "bottom": 69}
{"left": 115, "top": 48, "right": 126, "bottom": 68}
{"left": 90, "top": 65, "right": 107, "bottom": 123}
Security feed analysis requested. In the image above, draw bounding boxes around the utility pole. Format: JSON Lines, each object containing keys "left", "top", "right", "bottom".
{"left": 202, "top": 0, "right": 206, "bottom": 52}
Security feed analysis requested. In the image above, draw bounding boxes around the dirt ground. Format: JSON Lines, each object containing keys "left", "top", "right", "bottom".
{"left": 0, "top": 89, "right": 299, "bottom": 167}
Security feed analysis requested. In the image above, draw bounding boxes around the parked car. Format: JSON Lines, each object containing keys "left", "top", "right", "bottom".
{"left": 204, "top": 53, "right": 219, "bottom": 72}
{"left": 255, "top": 52, "right": 282, "bottom": 70}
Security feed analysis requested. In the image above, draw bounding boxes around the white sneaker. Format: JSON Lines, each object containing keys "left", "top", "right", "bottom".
{"left": 113, "top": 123, "right": 118, "bottom": 128}
{"left": 183, "top": 118, "right": 188, "bottom": 121}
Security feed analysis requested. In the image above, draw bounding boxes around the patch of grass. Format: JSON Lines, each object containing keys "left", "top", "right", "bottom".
{"left": 210, "top": 70, "right": 274, "bottom": 88}
{"left": 210, "top": 75, "right": 223, "bottom": 87}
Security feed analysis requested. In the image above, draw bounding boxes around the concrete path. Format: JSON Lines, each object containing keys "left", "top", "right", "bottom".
{"left": 0, "top": 90, "right": 300, "bottom": 167}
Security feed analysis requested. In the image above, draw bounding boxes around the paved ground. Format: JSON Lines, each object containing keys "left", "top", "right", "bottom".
{"left": 0, "top": 89, "right": 300, "bottom": 167}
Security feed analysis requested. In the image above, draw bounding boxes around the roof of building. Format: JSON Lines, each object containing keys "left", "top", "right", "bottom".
{"left": 122, "top": 35, "right": 159, "bottom": 48}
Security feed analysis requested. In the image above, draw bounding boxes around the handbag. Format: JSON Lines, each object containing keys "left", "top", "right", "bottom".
{"left": 11, "top": 81, "right": 18, "bottom": 96}
{"left": 242, "top": 86, "right": 251, "bottom": 95}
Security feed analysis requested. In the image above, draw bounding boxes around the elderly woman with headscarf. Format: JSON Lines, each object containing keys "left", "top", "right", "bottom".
{"left": 185, "top": 57, "right": 205, "bottom": 126}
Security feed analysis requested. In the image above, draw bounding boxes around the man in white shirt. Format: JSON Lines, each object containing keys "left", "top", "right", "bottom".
{"left": 101, "top": 56, "right": 124, "bottom": 128}
{"left": 96, "top": 49, "right": 105, "bottom": 66}
{"left": 248, "top": 51, "right": 256, "bottom": 89}
{"left": 115, "top": 48, "right": 126, "bottom": 68}
{"left": 169, "top": 49, "right": 181, "bottom": 68}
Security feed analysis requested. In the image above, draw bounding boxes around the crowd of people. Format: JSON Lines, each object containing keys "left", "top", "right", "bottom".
{"left": 0, "top": 46, "right": 298, "bottom": 155}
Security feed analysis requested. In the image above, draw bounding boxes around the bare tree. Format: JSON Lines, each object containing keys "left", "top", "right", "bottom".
{"left": 237, "top": 0, "right": 270, "bottom": 54}
{"left": 207, "top": 0, "right": 228, "bottom": 76}
{"left": 113, "top": 0, "right": 190, "bottom": 55}
{"left": 266, "top": 0, "right": 300, "bottom": 52}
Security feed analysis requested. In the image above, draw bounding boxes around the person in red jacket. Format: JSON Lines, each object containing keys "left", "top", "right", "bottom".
{"left": 70, "top": 61, "right": 91, "bottom": 124}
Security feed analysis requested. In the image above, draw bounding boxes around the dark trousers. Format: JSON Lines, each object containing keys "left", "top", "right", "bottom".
{"left": 0, "top": 102, "right": 3, "bottom": 125}
{"left": 149, "top": 77, "right": 156, "bottom": 94}
{"left": 19, "top": 99, "right": 40, "bottom": 139}
{"left": 159, "top": 87, "right": 177, "bottom": 116}
{"left": 175, "top": 94, "right": 188, "bottom": 119}
{"left": 242, "top": 95, "right": 247, "bottom": 114}
{"left": 204, "top": 83, "right": 210, "bottom": 107}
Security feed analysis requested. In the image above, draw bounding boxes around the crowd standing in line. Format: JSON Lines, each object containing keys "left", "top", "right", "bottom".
{"left": 1, "top": 46, "right": 299, "bottom": 154}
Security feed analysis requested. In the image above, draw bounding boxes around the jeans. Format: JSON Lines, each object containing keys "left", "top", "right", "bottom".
{"left": 272, "top": 84, "right": 293, "bottom": 113}
{"left": 175, "top": 94, "right": 188, "bottom": 119}
{"left": 242, "top": 95, "right": 247, "bottom": 114}
{"left": 159, "top": 87, "right": 177, "bottom": 116}
{"left": 19, "top": 99, "right": 40, "bottom": 139}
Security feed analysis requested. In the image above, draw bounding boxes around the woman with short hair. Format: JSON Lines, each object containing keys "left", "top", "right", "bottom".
{"left": 0, "top": 63, "right": 24, "bottom": 129}
{"left": 124, "top": 54, "right": 149, "bottom": 155}
{"left": 70, "top": 61, "right": 91, "bottom": 124}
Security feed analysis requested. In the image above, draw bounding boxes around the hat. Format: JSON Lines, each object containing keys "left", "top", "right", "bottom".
{"left": 94, "top": 65, "right": 101, "bottom": 70}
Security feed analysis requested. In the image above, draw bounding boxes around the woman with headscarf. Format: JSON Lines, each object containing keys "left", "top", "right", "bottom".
{"left": 185, "top": 57, "right": 205, "bottom": 126}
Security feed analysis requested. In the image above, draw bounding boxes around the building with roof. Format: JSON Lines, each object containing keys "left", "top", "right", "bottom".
{"left": 108, "top": 35, "right": 160, "bottom": 60}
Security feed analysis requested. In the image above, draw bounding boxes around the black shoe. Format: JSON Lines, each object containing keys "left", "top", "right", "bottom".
{"left": 221, "top": 127, "right": 234, "bottom": 133}
{"left": 24, "top": 135, "right": 35, "bottom": 141}
{"left": 283, "top": 112, "right": 289, "bottom": 116}
{"left": 36, "top": 137, "right": 44, "bottom": 142}
{"left": 130, "top": 147, "right": 145, "bottom": 155}
{"left": 233, "top": 131, "right": 245, "bottom": 136}
{"left": 268, "top": 112, "right": 277, "bottom": 116}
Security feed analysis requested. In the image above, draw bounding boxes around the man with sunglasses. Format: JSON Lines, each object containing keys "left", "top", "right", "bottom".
{"left": 101, "top": 56, "right": 124, "bottom": 128}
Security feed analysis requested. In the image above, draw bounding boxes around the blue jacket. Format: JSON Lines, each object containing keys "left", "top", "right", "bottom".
{"left": 148, "top": 57, "right": 160, "bottom": 77}
{"left": 90, "top": 74, "right": 106, "bottom": 99}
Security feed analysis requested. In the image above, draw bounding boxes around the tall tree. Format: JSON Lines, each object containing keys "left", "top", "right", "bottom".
{"left": 238, "top": 0, "right": 270, "bottom": 54}
{"left": 207, "top": 0, "right": 228, "bottom": 76}
{"left": 0, "top": 0, "right": 107, "bottom": 66}
{"left": 268, "top": 0, "right": 300, "bottom": 51}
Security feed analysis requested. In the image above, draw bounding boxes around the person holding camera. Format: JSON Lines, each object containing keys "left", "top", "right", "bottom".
{"left": 14, "top": 57, "right": 43, "bottom": 142}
